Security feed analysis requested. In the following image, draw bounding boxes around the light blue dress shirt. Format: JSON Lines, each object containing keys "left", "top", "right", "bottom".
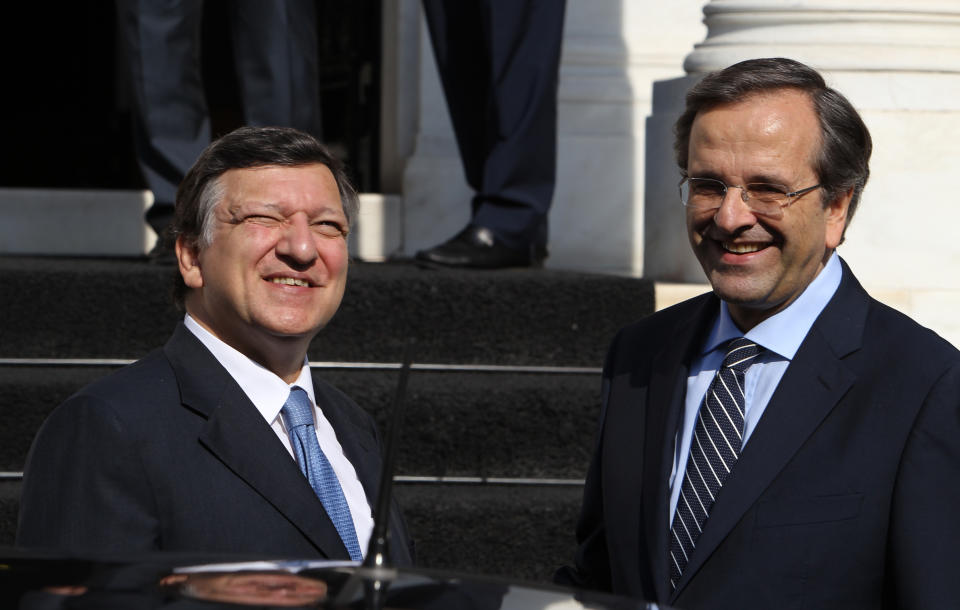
{"left": 668, "top": 253, "right": 843, "bottom": 523}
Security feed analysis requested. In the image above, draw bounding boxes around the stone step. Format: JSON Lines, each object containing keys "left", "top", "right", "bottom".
{"left": 0, "top": 480, "right": 581, "bottom": 583}
{"left": 0, "top": 366, "right": 602, "bottom": 478}
{"left": 0, "top": 189, "right": 154, "bottom": 256}
{"left": 0, "top": 257, "right": 653, "bottom": 366}
{"left": 0, "top": 480, "right": 20, "bottom": 548}
{"left": 395, "top": 483, "right": 581, "bottom": 582}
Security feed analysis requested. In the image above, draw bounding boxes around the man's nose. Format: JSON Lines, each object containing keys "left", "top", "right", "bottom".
{"left": 712, "top": 186, "right": 757, "bottom": 232}
{"left": 276, "top": 216, "right": 318, "bottom": 265}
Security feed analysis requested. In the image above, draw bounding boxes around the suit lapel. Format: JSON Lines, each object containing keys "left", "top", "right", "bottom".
{"left": 642, "top": 294, "right": 719, "bottom": 602}
{"left": 164, "top": 324, "right": 350, "bottom": 559}
{"left": 671, "top": 263, "right": 868, "bottom": 596}
{"left": 315, "top": 382, "right": 378, "bottom": 502}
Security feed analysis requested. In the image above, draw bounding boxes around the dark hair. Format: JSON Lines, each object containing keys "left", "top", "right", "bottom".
{"left": 674, "top": 57, "right": 871, "bottom": 239}
{"left": 170, "top": 126, "right": 358, "bottom": 308}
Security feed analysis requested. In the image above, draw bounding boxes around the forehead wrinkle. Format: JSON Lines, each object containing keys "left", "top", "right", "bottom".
{"left": 689, "top": 94, "right": 819, "bottom": 187}
{"left": 234, "top": 199, "right": 283, "bottom": 214}
{"left": 218, "top": 165, "right": 347, "bottom": 225}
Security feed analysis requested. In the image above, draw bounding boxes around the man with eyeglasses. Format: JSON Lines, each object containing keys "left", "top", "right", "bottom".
{"left": 556, "top": 58, "right": 960, "bottom": 609}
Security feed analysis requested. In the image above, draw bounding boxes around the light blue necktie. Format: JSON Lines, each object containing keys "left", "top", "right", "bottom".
{"left": 281, "top": 386, "right": 363, "bottom": 561}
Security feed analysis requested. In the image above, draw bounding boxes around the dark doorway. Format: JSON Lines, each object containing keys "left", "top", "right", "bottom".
{"left": 0, "top": 1, "right": 382, "bottom": 193}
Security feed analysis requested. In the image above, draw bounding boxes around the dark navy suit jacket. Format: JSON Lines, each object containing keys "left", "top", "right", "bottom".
{"left": 557, "top": 260, "right": 960, "bottom": 609}
{"left": 17, "top": 323, "right": 413, "bottom": 565}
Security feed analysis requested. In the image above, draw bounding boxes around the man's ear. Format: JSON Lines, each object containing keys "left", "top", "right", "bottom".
{"left": 176, "top": 236, "right": 204, "bottom": 289}
{"left": 824, "top": 187, "right": 853, "bottom": 249}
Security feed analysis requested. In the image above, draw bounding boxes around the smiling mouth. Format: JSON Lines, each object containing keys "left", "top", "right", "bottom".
{"left": 270, "top": 277, "right": 311, "bottom": 287}
{"left": 722, "top": 241, "right": 768, "bottom": 254}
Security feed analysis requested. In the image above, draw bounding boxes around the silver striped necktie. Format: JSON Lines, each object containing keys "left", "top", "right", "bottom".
{"left": 668, "top": 337, "right": 761, "bottom": 589}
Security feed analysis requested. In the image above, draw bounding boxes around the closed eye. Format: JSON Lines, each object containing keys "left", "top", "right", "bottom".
{"left": 747, "top": 183, "right": 788, "bottom": 195}
{"left": 691, "top": 181, "right": 725, "bottom": 196}
{"left": 242, "top": 214, "right": 283, "bottom": 227}
{"left": 313, "top": 220, "right": 347, "bottom": 238}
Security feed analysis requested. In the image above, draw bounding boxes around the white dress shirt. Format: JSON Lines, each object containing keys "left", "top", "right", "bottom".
{"left": 184, "top": 314, "right": 374, "bottom": 555}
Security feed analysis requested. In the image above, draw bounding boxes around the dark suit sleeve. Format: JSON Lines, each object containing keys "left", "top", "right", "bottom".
{"left": 553, "top": 430, "right": 612, "bottom": 591}
{"left": 554, "top": 332, "right": 621, "bottom": 591}
{"left": 888, "top": 363, "right": 960, "bottom": 607}
{"left": 16, "top": 394, "right": 160, "bottom": 552}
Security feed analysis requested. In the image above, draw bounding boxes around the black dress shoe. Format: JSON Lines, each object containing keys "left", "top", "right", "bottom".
{"left": 415, "top": 225, "right": 547, "bottom": 269}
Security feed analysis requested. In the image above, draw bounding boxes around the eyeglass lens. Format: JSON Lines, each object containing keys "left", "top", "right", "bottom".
{"left": 681, "top": 178, "right": 789, "bottom": 213}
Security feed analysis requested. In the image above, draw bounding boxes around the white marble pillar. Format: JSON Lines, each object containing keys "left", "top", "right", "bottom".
{"left": 400, "top": 0, "right": 705, "bottom": 273}
{"left": 644, "top": 0, "right": 960, "bottom": 343}
{"left": 549, "top": 0, "right": 705, "bottom": 274}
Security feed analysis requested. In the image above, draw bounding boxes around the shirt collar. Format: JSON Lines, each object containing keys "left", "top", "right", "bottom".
{"left": 702, "top": 252, "right": 843, "bottom": 360}
{"left": 183, "top": 314, "right": 316, "bottom": 424}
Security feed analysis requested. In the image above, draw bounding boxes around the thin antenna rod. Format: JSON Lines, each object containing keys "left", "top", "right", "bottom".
{"left": 363, "top": 342, "right": 413, "bottom": 568}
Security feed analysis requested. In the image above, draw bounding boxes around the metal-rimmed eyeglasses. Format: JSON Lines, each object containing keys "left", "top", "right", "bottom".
{"left": 679, "top": 176, "right": 821, "bottom": 217}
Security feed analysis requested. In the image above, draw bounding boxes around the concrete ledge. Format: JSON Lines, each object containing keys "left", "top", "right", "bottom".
{"left": 0, "top": 188, "right": 154, "bottom": 256}
{"left": 350, "top": 193, "right": 403, "bottom": 262}
{"left": 655, "top": 282, "right": 710, "bottom": 312}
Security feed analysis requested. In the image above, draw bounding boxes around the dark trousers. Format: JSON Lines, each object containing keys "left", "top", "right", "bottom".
{"left": 116, "top": 0, "right": 321, "bottom": 234}
{"left": 423, "top": 0, "right": 566, "bottom": 248}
